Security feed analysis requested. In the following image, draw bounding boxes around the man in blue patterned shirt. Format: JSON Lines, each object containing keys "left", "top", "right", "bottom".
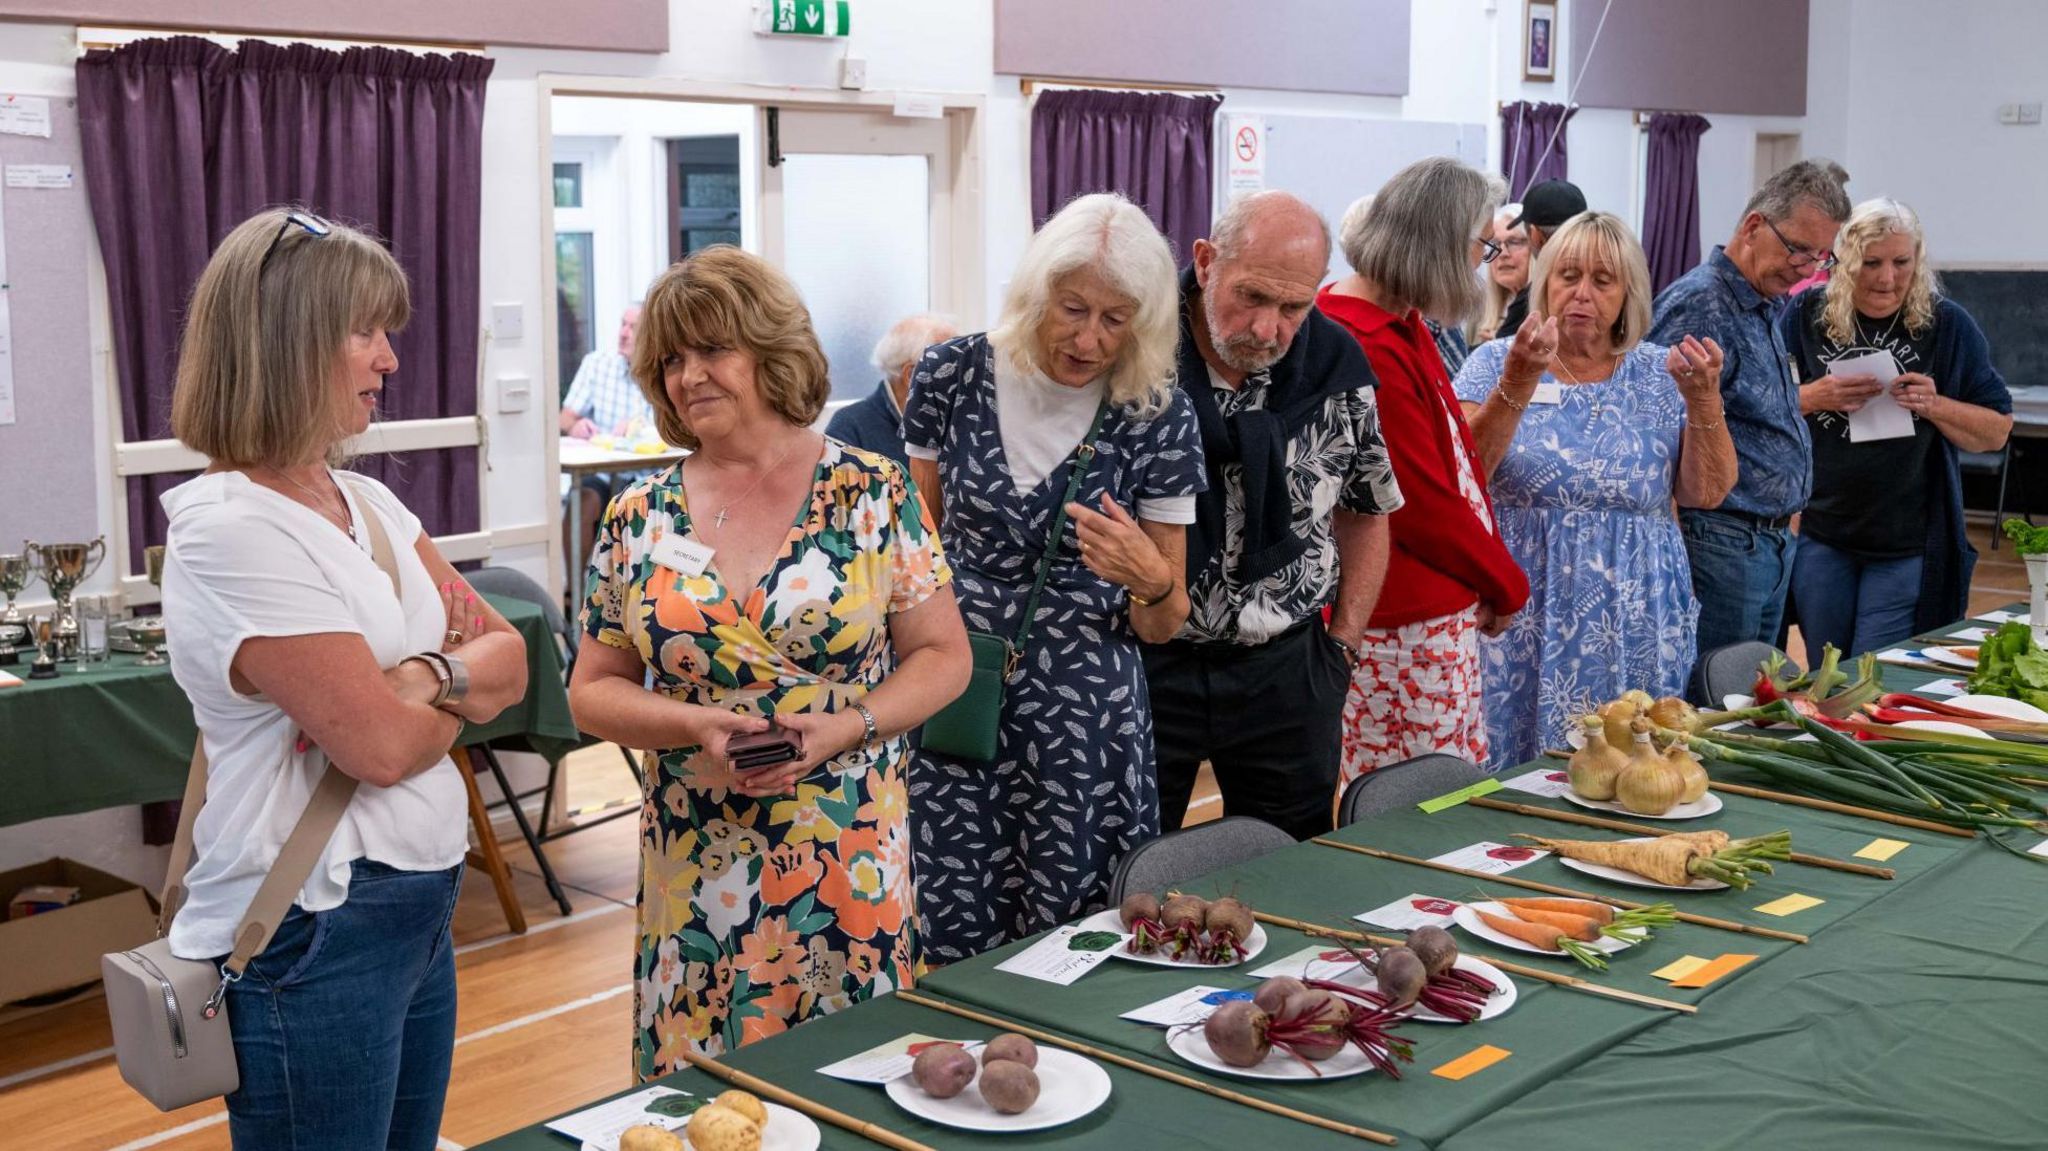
{"left": 1649, "top": 161, "right": 1850, "bottom": 655}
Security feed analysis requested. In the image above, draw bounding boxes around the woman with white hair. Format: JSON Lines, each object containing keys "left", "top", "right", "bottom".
{"left": 904, "top": 192, "right": 1205, "bottom": 961}
{"left": 1784, "top": 198, "right": 2011, "bottom": 654}
{"left": 1456, "top": 212, "right": 1735, "bottom": 768}
{"left": 1319, "top": 158, "right": 1530, "bottom": 780}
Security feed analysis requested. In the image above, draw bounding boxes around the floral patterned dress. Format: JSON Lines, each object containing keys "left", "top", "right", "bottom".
{"left": 1452, "top": 340, "right": 1700, "bottom": 769}
{"left": 583, "top": 442, "right": 950, "bottom": 1079}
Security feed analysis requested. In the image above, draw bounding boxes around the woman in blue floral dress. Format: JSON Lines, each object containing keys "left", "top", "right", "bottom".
{"left": 905, "top": 194, "right": 1206, "bottom": 962}
{"left": 1455, "top": 213, "right": 1736, "bottom": 768}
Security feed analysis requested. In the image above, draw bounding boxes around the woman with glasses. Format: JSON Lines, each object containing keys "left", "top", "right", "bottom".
{"left": 1456, "top": 212, "right": 1736, "bottom": 768}
{"left": 158, "top": 208, "right": 530, "bottom": 1148}
{"left": 1783, "top": 198, "right": 2012, "bottom": 656}
{"left": 1471, "top": 206, "right": 1531, "bottom": 344}
{"left": 1317, "top": 159, "right": 1529, "bottom": 781}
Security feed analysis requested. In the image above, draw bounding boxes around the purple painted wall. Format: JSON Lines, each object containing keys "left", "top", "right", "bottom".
{"left": 1568, "top": 0, "right": 1808, "bottom": 116}
{"left": 995, "top": 0, "right": 1410, "bottom": 97}
{"left": 0, "top": 0, "right": 667, "bottom": 53}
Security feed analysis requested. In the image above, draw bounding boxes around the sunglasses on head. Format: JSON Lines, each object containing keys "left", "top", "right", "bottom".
{"left": 260, "top": 210, "right": 333, "bottom": 270}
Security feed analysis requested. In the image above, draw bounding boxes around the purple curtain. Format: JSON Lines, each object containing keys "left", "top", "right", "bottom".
{"left": 76, "top": 38, "right": 492, "bottom": 562}
{"left": 1642, "top": 113, "right": 1713, "bottom": 294}
{"left": 1500, "top": 100, "right": 1577, "bottom": 201}
{"left": 1030, "top": 89, "right": 1221, "bottom": 261}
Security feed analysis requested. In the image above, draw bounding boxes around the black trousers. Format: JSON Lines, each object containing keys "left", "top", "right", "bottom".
{"left": 1144, "top": 619, "right": 1351, "bottom": 841}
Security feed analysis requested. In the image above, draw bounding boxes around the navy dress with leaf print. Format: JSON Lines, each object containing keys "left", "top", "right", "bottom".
{"left": 903, "top": 335, "right": 1207, "bottom": 963}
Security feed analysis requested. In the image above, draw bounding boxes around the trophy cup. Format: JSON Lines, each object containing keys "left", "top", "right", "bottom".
{"left": 130, "top": 545, "right": 168, "bottom": 666}
{"left": 0, "top": 549, "right": 32, "bottom": 651}
{"left": 26, "top": 538, "right": 106, "bottom": 659}
{"left": 26, "top": 616, "right": 59, "bottom": 680}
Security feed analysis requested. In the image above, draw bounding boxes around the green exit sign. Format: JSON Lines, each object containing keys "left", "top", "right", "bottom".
{"left": 762, "top": 0, "right": 851, "bottom": 36}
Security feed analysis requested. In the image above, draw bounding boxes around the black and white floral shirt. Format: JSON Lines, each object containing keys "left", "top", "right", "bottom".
{"left": 1181, "top": 364, "right": 1404, "bottom": 645}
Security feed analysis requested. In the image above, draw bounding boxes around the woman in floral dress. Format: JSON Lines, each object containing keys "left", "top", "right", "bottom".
{"left": 1456, "top": 212, "right": 1735, "bottom": 768}
{"left": 570, "top": 247, "right": 970, "bottom": 1076}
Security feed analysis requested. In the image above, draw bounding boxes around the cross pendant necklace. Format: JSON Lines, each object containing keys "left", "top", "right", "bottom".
{"left": 694, "top": 435, "right": 804, "bottom": 541}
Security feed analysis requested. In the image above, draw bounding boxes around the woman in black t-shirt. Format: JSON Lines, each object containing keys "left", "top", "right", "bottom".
{"left": 1783, "top": 198, "right": 2013, "bottom": 657}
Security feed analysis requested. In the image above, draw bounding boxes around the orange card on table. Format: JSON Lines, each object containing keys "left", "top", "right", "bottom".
{"left": 1431, "top": 1044, "right": 1511, "bottom": 1081}
{"left": 1668, "top": 953, "right": 1757, "bottom": 988}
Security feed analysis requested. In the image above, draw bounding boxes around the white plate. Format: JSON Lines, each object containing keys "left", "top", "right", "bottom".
{"left": 1317, "top": 954, "right": 1518, "bottom": 1023}
{"left": 1920, "top": 646, "right": 1980, "bottom": 670}
{"left": 1555, "top": 836, "right": 1727, "bottom": 891}
{"left": 586, "top": 1101, "right": 821, "bottom": 1151}
{"left": 884, "top": 1046, "right": 1111, "bottom": 1133}
{"left": 1948, "top": 694, "right": 2048, "bottom": 723}
{"left": 1076, "top": 908, "right": 1269, "bottom": 968}
{"left": 1165, "top": 1019, "right": 1377, "bottom": 1080}
{"left": 1893, "top": 719, "right": 1987, "bottom": 740}
{"left": 1561, "top": 788, "right": 1724, "bottom": 821}
{"left": 1451, "top": 901, "right": 1637, "bottom": 957}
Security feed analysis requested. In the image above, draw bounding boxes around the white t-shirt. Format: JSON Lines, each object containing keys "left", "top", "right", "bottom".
{"left": 160, "top": 470, "right": 468, "bottom": 960}
{"left": 906, "top": 354, "right": 1197, "bottom": 524}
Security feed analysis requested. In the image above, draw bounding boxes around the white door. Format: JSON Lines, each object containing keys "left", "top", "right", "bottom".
{"left": 760, "top": 108, "right": 956, "bottom": 402}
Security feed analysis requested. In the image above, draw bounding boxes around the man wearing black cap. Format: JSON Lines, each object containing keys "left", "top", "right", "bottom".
{"left": 1496, "top": 179, "right": 1588, "bottom": 336}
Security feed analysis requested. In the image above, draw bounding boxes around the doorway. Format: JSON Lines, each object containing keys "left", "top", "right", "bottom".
{"left": 1754, "top": 133, "right": 1801, "bottom": 192}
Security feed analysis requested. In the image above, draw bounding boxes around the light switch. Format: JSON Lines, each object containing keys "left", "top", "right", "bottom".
{"left": 2022, "top": 103, "right": 2044, "bottom": 125}
{"left": 491, "top": 302, "right": 524, "bottom": 341}
{"left": 1999, "top": 103, "right": 2022, "bottom": 125}
{"left": 497, "top": 374, "right": 531, "bottom": 414}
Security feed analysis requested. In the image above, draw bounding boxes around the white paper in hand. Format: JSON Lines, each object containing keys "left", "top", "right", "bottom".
{"left": 1828, "top": 349, "right": 1912, "bottom": 443}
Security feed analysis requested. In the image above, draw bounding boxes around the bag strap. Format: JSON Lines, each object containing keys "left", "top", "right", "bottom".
{"left": 1009, "top": 402, "right": 1109, "bottom": 673}
{"left": 157, "top": 475, "right": 406, "bottom": 977}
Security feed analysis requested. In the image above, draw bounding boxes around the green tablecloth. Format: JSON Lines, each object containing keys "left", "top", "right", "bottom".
{"left": 0, "top": 594, "right": 579, "bottom": 827}
{"left": 480, "top": 614, "right": 2048, "bottom": 1150}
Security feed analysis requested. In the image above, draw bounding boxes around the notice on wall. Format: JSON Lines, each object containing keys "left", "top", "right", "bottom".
{"left": 4, "top": 164, "right": 73, "bottom": 190}
{"left": 0, "top": 95, "right": 51, "bottom": 139}
{"left": 1224, "top": 114, "right": 1266, "bottom": 197}
{"left": 0, "top": 293, "right": 15, "bottom": 426}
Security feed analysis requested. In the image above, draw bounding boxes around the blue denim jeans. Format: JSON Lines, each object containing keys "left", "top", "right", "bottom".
{"left": 220, "top": 860, "right": 463, "bottom": 1151}
{"left": 1680, "top": 509, "right": 1798, "bottom": 657}
{"left": 1790, "top": 536, "right": 1924, "bottom": 658}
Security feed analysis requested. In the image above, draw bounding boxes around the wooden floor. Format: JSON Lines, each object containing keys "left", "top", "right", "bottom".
{"left": 1, "top": 523, "right": 2018, "bottom": 1147}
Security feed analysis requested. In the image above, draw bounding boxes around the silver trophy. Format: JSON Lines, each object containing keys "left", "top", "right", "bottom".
{"left": 130, "top": 545, "right": 168, "bottom": 666}
{"left": 0, "top": 549, "right": 32, "bottom": 645}
{"left": 26, "top": 538, "right": 107, "bottom": 657}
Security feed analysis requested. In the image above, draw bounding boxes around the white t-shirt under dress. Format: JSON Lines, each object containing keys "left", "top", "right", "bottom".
{"left": 161, "top": 470, "right": 467, "bottom": 960}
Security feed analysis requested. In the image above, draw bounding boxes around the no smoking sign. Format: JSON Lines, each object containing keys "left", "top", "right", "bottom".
{"left": 1225, "top": 115, "right": 1265, "bottom": 194}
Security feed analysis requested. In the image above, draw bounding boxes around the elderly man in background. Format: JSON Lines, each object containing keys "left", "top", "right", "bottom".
{"left": 560, "top": 304, "right": 652, "bottom": 560}
{"left": 826, "top": 312, "right": 958, "bottom": 465}
{"left": 1496, "top": 179, "right": 1586, "bottom": 337}
{"left": 1649, "top": 159, "right": 1852, "bottom": 654}
{"left": 1145, "top": 190, "right": 1404, "bottom": 841}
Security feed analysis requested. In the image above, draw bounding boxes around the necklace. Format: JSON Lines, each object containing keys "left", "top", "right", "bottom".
{"left": 694, "top": 435, "right": 806, "bottom": 533}
{"left": 1856, "top": 309, "right": 1904, "bottom": 349}
{"left": 1554, "top": 350, "right": 1620, "bottom": 417}
{"left": 270, "top": 466, "right": 351, "bottom": 534}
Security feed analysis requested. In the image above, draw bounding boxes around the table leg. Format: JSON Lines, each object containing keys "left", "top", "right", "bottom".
{"left": 454, "top": 745, "right": 527, "bottom": 934}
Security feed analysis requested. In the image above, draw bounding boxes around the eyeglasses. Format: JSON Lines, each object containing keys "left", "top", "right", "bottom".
{"left": 1763, "top": 216, "right": 1836, "bottom": 272}
{"left": 260, "top": 210, "right": 332, "bottom": 270}
{"left": 1477, "top": 235, "right": 1503, "bottom": 265}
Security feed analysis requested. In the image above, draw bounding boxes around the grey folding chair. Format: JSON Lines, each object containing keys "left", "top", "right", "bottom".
{"left": 1688, "top": 641, "right": 1798, "bottom": 708}
{"left": 1107, "top": 816, "right": 1295, "bottom": 904}
{"left": 1338, "top": 754, "right": 1485, "bottom": 826}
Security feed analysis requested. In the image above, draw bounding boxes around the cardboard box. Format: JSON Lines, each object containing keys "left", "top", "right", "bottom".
{"left": 0, "top": 859, "right": 158, "bottom": 1005}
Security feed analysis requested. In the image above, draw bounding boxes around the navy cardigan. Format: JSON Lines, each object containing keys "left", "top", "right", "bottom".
{"left": 1780, "top": 292, "right": 2012, "bottom": 632}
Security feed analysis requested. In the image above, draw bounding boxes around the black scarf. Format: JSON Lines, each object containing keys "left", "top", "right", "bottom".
{"left": 1178, "top": 265, "right": 1378, "bottom": 583}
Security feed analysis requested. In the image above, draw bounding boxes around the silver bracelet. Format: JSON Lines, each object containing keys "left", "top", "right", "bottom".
{"left": 852, "top": 701, "right": 878, "bottom": 752}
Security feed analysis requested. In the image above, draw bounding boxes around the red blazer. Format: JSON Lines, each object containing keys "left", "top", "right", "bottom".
{"left": 1317, "top": 286, "right": 1530, "bottom": 628}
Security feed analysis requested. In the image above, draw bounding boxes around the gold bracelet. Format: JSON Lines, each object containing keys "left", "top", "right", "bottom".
{"left": 1686, "top": 418, "right": 1723, "bottom": 431}
{"left": 1497, "top": 391, "right": 1529, "bottom": 412}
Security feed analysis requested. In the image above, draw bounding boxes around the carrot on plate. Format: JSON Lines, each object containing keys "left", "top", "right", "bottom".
{"left": 1473, "top": 908, "right": 1608, "bottom": 970}
{"left": 1496, "top": 904, "right": 1603, "bottom": 941}
{"left": 1496, "top": 897, "right": 1614, "bottom": 926}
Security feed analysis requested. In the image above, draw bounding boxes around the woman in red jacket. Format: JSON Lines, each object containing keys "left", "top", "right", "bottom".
{"left": 1318, "top": 158, "right": 1530, "bottom": 782}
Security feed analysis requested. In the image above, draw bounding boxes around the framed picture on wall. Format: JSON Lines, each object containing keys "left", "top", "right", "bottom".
{"left": 1525, "top": 2, "right": 1557, "bottom": 82}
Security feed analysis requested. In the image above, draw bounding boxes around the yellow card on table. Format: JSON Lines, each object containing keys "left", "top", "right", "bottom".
{"left": 1652, "top": 955, "right": 1711, "bottom": 982}
{"left": 1855, "top": 838, "right": 1910, "bottom": 862}
{"left": 1753, "top": 893, "right": 1825, "bottom": 917}
{"left": 1669, "top": 953, "right": 1757, "bottom": 988}
{"left": 1431, "top": 1045, "right": 1511, "bottom": 1081}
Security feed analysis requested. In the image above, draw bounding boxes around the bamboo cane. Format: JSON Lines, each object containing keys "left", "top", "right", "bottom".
{"left": 896, "top": 991, "right": 1399, "bottom": 1145}
{"left": 1310, "top": 840, "right": 1811, "bottom": 944}
{"left": 1542, "top": 749, "right": 1978, "bottom": 838}
{"left": 1244, "top": 908, "right": 1700, "bottom": 1014}
{"left": 678, "top": 1049, "right": 935, "bottom": 1151}
{"left": 1466, "top": 795, "right": 1897, "bottom": 879}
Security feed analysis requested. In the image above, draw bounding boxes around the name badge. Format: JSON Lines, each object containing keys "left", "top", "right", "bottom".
{"left": 651, "top": 533, "right": 714, "bottom": 578}
{"left": 1528, "top": 381, "right": 1564, "bottom": 406}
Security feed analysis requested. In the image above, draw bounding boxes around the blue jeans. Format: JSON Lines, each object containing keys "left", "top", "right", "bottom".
{"left": 1790, "top": 536, "right": 1924, "bottom": 658}
{"left": 1680, "top": 509, "right": 1797, "bottom": 656}
{"left": 220, "top": 860, "right": 463, "bottom": 1151}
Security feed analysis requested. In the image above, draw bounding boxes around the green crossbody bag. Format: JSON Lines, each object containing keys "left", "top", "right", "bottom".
{"left": 921, "top": 402, "right": 1109, "bottom": 762}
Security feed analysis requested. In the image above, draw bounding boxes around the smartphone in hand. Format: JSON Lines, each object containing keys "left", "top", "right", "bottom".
{"left": 727, "top": 722, "right": 805, "bottom": 772}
